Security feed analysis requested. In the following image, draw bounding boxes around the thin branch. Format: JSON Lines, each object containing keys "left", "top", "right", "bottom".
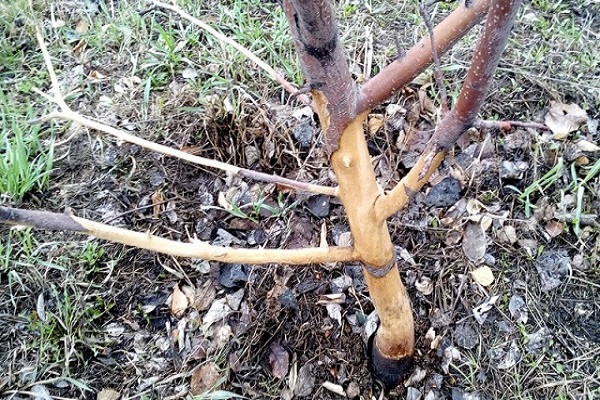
{"left": 151, "top": 0, "right": 312, "bottom": 107}
{"left": 35, "top": 28, "right": 68, "bottom": 110}
{"left": 33, "top": 29, "right": 336, "bottom": 197}
{"left": 419, "top": 1, "right": 449, "bottom": 114}
{"left": 357, "top": 0, "right": 491, "bottom": 114}
{"left": 0, "top": 207, "right": 358, "bottom": 265}
{"left": 376, "top": 0, "right": 522, "bottom": 220}
{"left": 38, "top": 110, "right": 338, "bottom": 196}
{"left": 473, "top": 119, "right": 549, "bottom": 131}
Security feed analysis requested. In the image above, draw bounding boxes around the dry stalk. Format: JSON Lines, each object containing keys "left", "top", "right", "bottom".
{"left": 0, "top": 207, "right": 357, "bottom": 264}
{"left": 32, "top": 29, "right": 336, "bottom": 197}
{"left": 151, "top": 0, "right": 312, "bottom": 107}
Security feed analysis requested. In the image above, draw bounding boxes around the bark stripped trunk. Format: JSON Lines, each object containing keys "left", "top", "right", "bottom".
{"left": 283, "top": 0, "right": 415, "bottom": 387}
{"left": 284, "top": 0, "right": 521, "bottom": 388}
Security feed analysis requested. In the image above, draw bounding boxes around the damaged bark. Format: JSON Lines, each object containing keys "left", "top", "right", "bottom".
{"left": 1, "top": 0, "right": 522, "bottom": 390}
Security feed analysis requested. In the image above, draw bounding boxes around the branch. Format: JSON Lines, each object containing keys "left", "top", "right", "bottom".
{"left": 376, "top": 0, "right": 522, "bottom": 220}
{"left": 0, "top": 207, "right": 357, "bottom": 265}
{"left": 33, "top": 27, "right": 336, "bottom": 197}
{"left": 473, "top": 119, "right": 550, "bottom": 131}
{"left": 151, "top": 0, "right": 312, "bottom": 107}
{"left": 35, "top": 110, "right": 338, "bottom": 196}
{"left": 357, "top": 0, "right": 491, "bottom": 114}
{"left": 283, "top": 0, "right": 357, "bottom": 153}
{"left": 419, "top": 1, "right": 449, "bottom": 114}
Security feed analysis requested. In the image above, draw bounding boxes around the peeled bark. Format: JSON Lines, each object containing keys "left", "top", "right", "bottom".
{"left": 1, "top": 0, "right": 523, "bottom": 390}
{"left": 285, "top": 0, "right": 521, "bottom": 388}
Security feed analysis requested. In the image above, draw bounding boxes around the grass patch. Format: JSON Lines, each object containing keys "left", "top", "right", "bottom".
{"left": 0, "top": 89, "right": 54, "bottom": 203}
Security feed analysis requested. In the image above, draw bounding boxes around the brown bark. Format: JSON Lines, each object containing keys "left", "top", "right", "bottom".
{"left": 376, "top": 0, "right": 522, "bottom": 221}
{"left": 357, "top": 0, "right": 491, "bottom": 114}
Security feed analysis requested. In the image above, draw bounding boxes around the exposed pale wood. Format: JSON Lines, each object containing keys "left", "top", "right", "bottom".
{"left": 376, "top": 0, "right": 522, "bottom": 221}
{"left": 0, "top": 207, "right": 357, "bottom": 265}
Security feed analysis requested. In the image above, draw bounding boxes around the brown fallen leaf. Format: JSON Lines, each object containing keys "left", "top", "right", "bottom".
{"left": 545, "top": 220, "right": 564, "bottom": 238}
{"left": 170, "top": 284, "right": 188, "bottom": 318}
{"left": 544, "top": 101, "right": 588, "bottom": 139}
{"left": 151, "top": 191, "right": 164, "bottom": 218}
{"left": 368, "top": 114, "right": 384, "bottom": 136}
{"left": 190, "top": 362, "right": 222, "bottom": 395}
{"left": 194, "top": 280, "right": 216, "bottom": 311}
{"left": 269, "top": 342, "right": 290, "bottom": 380}
{"left": 97, "top": 388, "right": 120, "bottom": 400}
{"left": 470, "top": 266, "right": 495, "bottom": 287}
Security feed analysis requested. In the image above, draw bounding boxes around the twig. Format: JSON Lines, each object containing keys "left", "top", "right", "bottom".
{"left": 473, "top": 119, "right": 549, "bottom": 131}
{"left": 419, "top": 1, "right": 449, "bottom": 114}
{"left": 151, "top": 0, "right": 312, "bottom": 107}
{"left": 38, "top": 110, "right": 337, "bottom": 196}
{"left": 33, "top": 29, "right": 336, "bottom": 197}
{"left": 35, "top": 28, "right": 68, "bottom": 110}
{"left": 0, "top": 206, "right": 358, "bottom": 265}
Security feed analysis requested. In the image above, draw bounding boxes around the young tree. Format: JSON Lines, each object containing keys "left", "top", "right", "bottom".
{"left": 1, "top": 0, "right": 521, "bottom": 389}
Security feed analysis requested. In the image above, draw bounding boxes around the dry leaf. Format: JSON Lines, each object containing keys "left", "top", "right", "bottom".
{"left": 89, "top": 70, "right": 106, "bottom": 80}
{"left": 545, "top": 101, "right": 588, "bottom": 139}
{"left": 368, "top": 114, "right": 384, "bottom": 136}
{"left": 269, "top": 342, "right": 290, "bottom": 380}
{"left": 194, "top": 280, "right": 216, "bottom": 311}
{"left": 170, "top": 284, "right": 188, "bottom": 318}
{"left": 322, "top": 382, "right": 346, "bottom": 396}
{"left": 151, "top": 191, "right": 164, "bottom": 218}
{"left": 326, "top": 303, "right": 343, "bottom": 326}
{"left": 217, "top": 191, "right": 233, "bottom": 211}
{"left": 97, "top": 388, "right": 120, "bottom": 400}
{"left": 575, "top": 139, "right": 600, "bottom": 152}
{"left": 470, "top": 266, "right": 494, "bottom": 286}
{"left": 545, "top": 220, "right": 564, "bottom": 238}
{"left": 497, "top": 225, "right": 518, "bottom": 244}
{"left": 202, "top": 298, "right": 232, "bottom": 329}
{"left": 190, "top": 362, "right": 221, "bottom": 395}
{"left": 415, "top": 276, "right": 433, "bottom": 295}
{"left": 319, "top": 221, "right": 328, "bottom": 248}
{"left": 75, "top": 19, "right": 89, "bottom": 33}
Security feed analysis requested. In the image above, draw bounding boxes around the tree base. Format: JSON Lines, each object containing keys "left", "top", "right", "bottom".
{"left": 368, "top": 334, "right": 413, "bottom": 389}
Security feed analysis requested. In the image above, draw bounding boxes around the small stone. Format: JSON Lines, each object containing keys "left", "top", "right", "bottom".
{"left": 425, "top": 177, "right": 461, "bottom": 207}
{"left": 219, "top": 264, "right": 248, "bottom": 288}
{"left": 293, "top": 117, "right": 314, "bottom": 148}
{"left": 278, "top": 289, "right": 298, "bottom": 310}
{"left": 306, "top": 194, "right": 330, "bottom": 217}
{"left": 483, "top": 254, "right": 496, "bottom": 266}
{"left": 149, "top": 171, "right": 165, "bottom": 187}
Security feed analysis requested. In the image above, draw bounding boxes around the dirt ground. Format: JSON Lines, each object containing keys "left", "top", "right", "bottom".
{"left": 1, "top": 0, "right": 599, "bottom": 399}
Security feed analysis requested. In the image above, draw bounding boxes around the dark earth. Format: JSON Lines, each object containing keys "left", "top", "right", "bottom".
{"left": 1, "top": 0, "right": 599, "bottom": 399}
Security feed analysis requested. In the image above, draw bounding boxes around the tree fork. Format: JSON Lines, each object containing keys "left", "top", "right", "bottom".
{"left": 284, "top": 0, "right": 415, "bottom": 388}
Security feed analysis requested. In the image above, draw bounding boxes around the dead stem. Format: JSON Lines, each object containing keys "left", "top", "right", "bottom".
{"left": 419, "top": 1, "right": 449, "bottom": 114}
{"left": 474, "top": 119, "right": 550, "bottom": 131}
{"left": 33, "top": 30, "right": 336, "bottom": 197}
{"left": 0, "top": 207, "right": 357, "bottom": 265}
{"left": 151, "top": 0, "right": 312, "bottom": 107}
